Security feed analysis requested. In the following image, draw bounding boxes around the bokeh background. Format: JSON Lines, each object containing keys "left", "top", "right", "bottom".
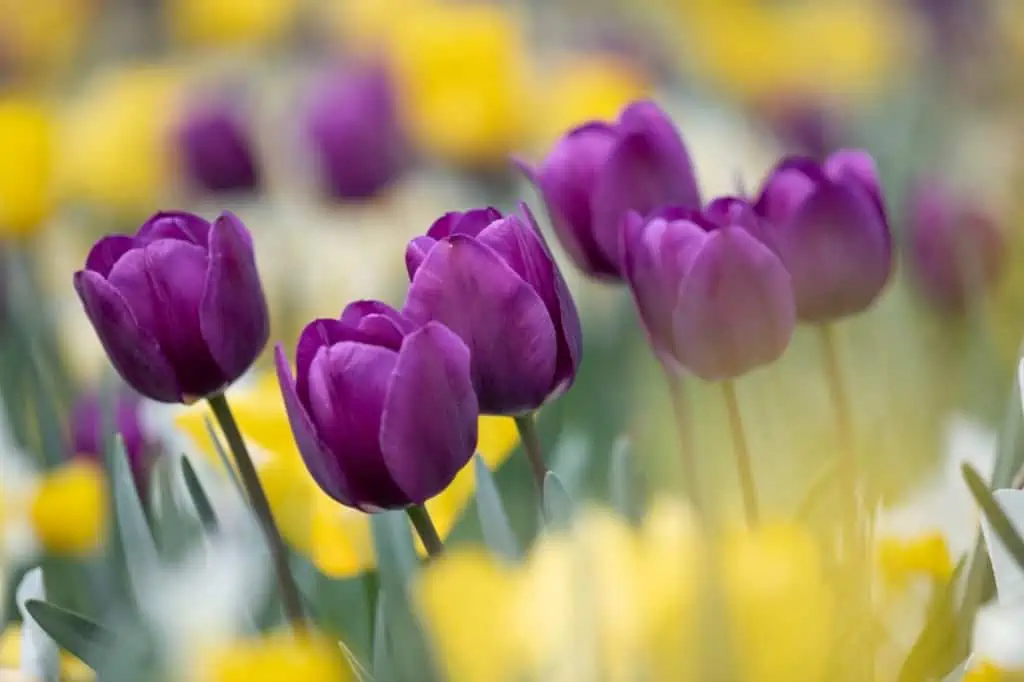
{"left": 2, "top": 0, "right": 1023, "bottom": 540}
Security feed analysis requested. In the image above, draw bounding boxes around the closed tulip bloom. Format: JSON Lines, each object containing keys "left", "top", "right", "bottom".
{"left": 404, "top": 204, "right": 582, "bottom": 415}
{"left": 175, "top": 95, "right": 260, "bottom": 194}
{"left": 622, "top": 202, "right": 795, "bottom": 380}
{"left": 522, "top": 99, "right": 701, "bottom": 278}
{"left": 71, "top": 390, "right": 156, "bottom": 493}
{"left": 906, "top": 182, "right": 1004, "bottom": 313}
{"left": 275, "top": 302, "right": 479, "bottom": 510}
{"left": 74, "top": 211, "right": 269, "bottom": 404}
{"left": 303, "top": 64, "right": 407, "bottom": 202}
{"left": 754, "top": 149, "right": 892, "bottom": 322}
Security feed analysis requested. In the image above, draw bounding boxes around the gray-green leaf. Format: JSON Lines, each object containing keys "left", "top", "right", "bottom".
{"left": 473, "top": 454, "right": 519, "bottom": 560}
{"left": 24, "top": 599, "right": 112, "bottom": 671}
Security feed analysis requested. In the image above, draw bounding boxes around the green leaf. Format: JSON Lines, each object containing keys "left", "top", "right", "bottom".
{"left": 181, "top": 456, "right": 218, "bottom": 531}
{"left": 962, "top": 462, "right": 1024, "bottom": 571}
{"left": 372, "top": 590, "right": 391, "bottom": 681}
{"left": 608, "top": 437, "right": 638, "bottom": 521}
{"left": 204, "top": 415, "right": 242, "bottom": 493}
{"left": 291, "top": 554, "right": 372, "bottom": 665}
{"left": 543, "top": 471, "right": 574, "bottom": 529}
{"left": 473, "top": 454, "right": 520, "bottom": 561}
{"left": 24, "top": 599, "right": 112, "bottom": 671}
{"left": 898, "top": 557, "right": 967, "bottom": 682}
{"left": 108, "top": 436, "right": 159, "bottom": 604}
{"left": 370, "top": 512, "right": 417, "bottom": 598}
{"left": 150, "top": 454, "right": 200, "bottom": 563}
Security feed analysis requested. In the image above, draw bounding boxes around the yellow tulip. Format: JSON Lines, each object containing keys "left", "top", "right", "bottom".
{"left": 167, "top": 0, "right": 299, "bottom": 48}
{"left": 0, "top": 95, "right": 55, "bottom": 239}
{"left": 172, "top": 373, "right": 519, "bottom": 578}
{"left": 28, "top": 459, "right": 108, "bottom": 556}
{"left": 0, "top": 0, "right": 94, "bottom": 79}
{"left": 200, "top": 630, "right": 352, "bottom": 682}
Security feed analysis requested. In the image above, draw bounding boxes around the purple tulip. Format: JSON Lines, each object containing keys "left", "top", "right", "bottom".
{"left": 175, "top": 95, "right": 260, "bottom": 195}
{"left": 303, "top": 64, "right": 407, "bottom": 202}
{"left": 403, "top": 204, "right": 582, "bottom": 415}
{"left": 74, "top": 211, "right": 269, "bottom": 404}
{"left": 275, "top": 302, "right": 478, "bottom": 510}
{"left": 906, "top": 182, "right": 1004, "bottom": 313}
{"left": 754, "top": 149, "right": 892, "bottom": 323}
{"left": 622, "top": 201, "right": 796, "bottom": 380}
{"left": 520, "top": 100, "right": 701, "bottom": 279}
{"left": 71, "top": 390, "right": 156, "bottom": 493}
{"left": 758, "top": 96, "right": 842, "bottom": 160}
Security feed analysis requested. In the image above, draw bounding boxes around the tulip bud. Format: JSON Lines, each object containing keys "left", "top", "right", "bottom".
{"left": 70, "top": 390, "right": 157, "bottom": 494}
{"left": 522, "top": 99, "right": 701, "bottom": 279}
{"left": 754, "top": 149, "right": 892, "bottom": 323}
{"left": 276, "top": 302, "right": 479, "bottom": 511}
{"left": 303, "top": 64, "right": 407, "bottom": 202}
{"left": 906, "top": 182, "right": 1004, "bottom": 313}
{"left": 74, "top": 211, "right": 269, "bottom": 404}
{"left": 622, "top": 201, "right": 795, "bottom": 380}
{"left": 174, "top": 94, "right": 260, "bottom": 195}
{"left": 404, "top": 203, "right": 582, "bottom": 415}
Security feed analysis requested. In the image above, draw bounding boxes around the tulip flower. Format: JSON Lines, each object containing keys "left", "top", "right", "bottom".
{"left": 622, "top": 201, "right": 795, "bottom": 380}
{"left": 522, "top": 100, "right": 701, "bottom": 278}
{"left": 74, "top": 211, "right": 269, "bottom": 404}
{"left": 754, "top": 149, "right": 892, "bottom": 323}
{"left": 404, "top": 204, "right": 582, "bottom": 416}
{"left": 906, "top": 182, "right": 1004, "bottom": 313}
{"left": 175, "top": 94, "right": 260, "bottom": 195}
{"left": 276, "top": 301, "right": 479, "bottom": 511}
{"left": 302, "top": 64, "right": 407, "bottom": 202}
{"left": 71, "top": 390, "right": 156, "bottom": 493}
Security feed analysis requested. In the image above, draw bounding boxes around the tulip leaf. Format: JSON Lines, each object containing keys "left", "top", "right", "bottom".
{"left": 150, "top": 454, "right": 201, "bottom": 563}
{"left": 543, "top": 471, "right": 574, "bottom": 529}
{"left": 108, "top": 436, "right": 159, "bottom": 605}
{"left": 24, "top": 599, "right": 113, "bottom": 671}
{"left": 204, "top": 415, "right": 243, "bottom": 494}
{"left": 962, "top": 463, "right": 1024, "bottom": 572}
{"left": 372, "top": 590, "right": 391, "bottom": 680}
{"left": 291, "top": 554, "right": 371, "bottom": 666}
{"left": 473, "top": 454, "right": 520, "bottom": 561}
{"left": 181, "top": 455, "right": 219, "bottom": 531}
{"left": 370, "top": 511, "right": 418, "bottom": 595}
{"left": 609, "top": 436, "right": 643, "bottom": 522}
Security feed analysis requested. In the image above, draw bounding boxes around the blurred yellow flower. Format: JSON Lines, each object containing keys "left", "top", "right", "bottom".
{"left": 0, "top": 0, "right": 95, "bottom": 79}
{"left": 0, "top": 625, "right": 94, "bottom": 681}
{"left": 387, "top": 1, "right": 533, "bottom": 168}
{"left": 173, "top": 373, "right": 519, "bottom": 578}
{"left": 58, "top": 65, "right": 183, "bottom": 219}
{"left": 168, "top": 0, "right": 300, "bottom": 48}
{"left": 28, "top": 459, "right": 107, "bottom": 556}
{"left": 319, "top": 0, "right": 434, "bottom": 54}
{"left": 200, "top": 630, "right": 352, "bottom": 682}
{"left": 0, "top": 96, "right": 55, "bottom": 239}
{"left": 532, "top": 54, "right": 651, "bottom": 154}
{"left": 877, "top": 531, "right": 954, "bottom": 589}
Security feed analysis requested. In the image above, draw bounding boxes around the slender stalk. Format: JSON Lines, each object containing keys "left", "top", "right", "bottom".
{"left": 207, "top": 393, "right": 305, "bottom": 630}
{"left": 817, "top": 324, "right": 859, "bottom": 542}
{"left": 662, "top": 365, "right": 705, "bottom": 518}
{"left": 722, "top": 380, "right": 758, "bottom": 525}
{"left": 513, "top": 413, "right": 548, "bottom": 495}
{"left": 406, "top": 504, "right": 444, "bottom": 558}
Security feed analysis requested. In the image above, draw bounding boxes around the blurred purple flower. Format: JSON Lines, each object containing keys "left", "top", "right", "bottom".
{"left": 758, "top": 96, "right": 842, "bottom": 160}
{"left": 71, "top": 390, "right": 156, "bottom": 493}
{"left": 906, "top": 181, "right": 1004, "bottom": 313}
{"left": 303, "top": 64, "right": 408, "bottom": 202}
{"left": 754, "top": 150, "right": 892, "bottom": 323}
{"left": 404, "top": 203, "right": 582, "bottom": 415}
{"left": 520, "top": 100, "right": 701, "bottom": 279}
{"left": 622, "top": 201, "right": 795, "bottom": 380}
{"left": 175, "top": 96, "right": 261, "bottom": 194}
{"left": 275, "top": 302, "right": 478, "bottom": 510}
{"left": 74, "top": 211, "right": 269, "bottom": 404}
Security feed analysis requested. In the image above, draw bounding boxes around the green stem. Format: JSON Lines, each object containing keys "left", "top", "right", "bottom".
{"left": 663, "top": 366, "right": 705, "bottom": 519}
{"left": 818, "top": 324, "right": 859, "bottom": 542}
{"left": 207, "top": 393, "right": 306, "bottom": 631}
{"left": 406, "top": 504, "right": 444, "bottom": 558}
{"left": 513, "top": 413, "right": 548, "bottom": 496}
{"left": 722, "top": 380, "right": 758, "bottom": 525}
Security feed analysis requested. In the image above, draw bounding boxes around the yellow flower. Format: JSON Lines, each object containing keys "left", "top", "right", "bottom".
{"left": 0, "top": 0, "right": 94, "bottom": 79}
{"left": 167, "top": 0, "right": 300, "bottom": 48}
{"left": 0, "top": 626, "right": 94, "bottom": 681}
{"left": 172, "top": 373, "right": 519, "bottom": 578}
{"left": 386, "top": 1, "right": 533, "bottom": 168}
{"left": 877, "top": 531, "right": 954, "bottom": 589}
{"left": 28, "top": 460, "right": 107, "bottom": 556}
{"left": 0, "top": 95, "right": 55, "bottom": 239}
{"left": 318, "top": 0, "right": 433, "bottom": 54}
{"left": 58, "top": 65, "right": 182, "bottom": 219}
{"left": 965, "top": 660, "right": 1007, "bottom": 682}
{"left": 200, "top": 631, "right": 352, "bottom": 682}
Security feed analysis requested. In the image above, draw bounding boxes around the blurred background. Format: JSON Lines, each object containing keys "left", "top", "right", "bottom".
{"left": 2, "top": 0, "right": 1023, "bottom": 536}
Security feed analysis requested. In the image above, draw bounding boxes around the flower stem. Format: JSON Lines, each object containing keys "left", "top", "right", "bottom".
{"left": 722, "top": 380, "right": 758, "bottom": 525}
{"left": 406, "top": 504, "right": 444, "bottom": 558}
{"left": 207, "top": 392, "right": 305, "bottom": 631}
{"left": 818, "top": 324, "right": 859, "bottom": 543}
{"left": 662, "top": 365, "right": 705, "bottom": 519}
{"left": 513, "top": 413, "right": 548, "bottom": 496}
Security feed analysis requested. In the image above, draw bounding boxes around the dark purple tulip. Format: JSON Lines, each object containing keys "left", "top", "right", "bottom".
{"left": 754, "top": 149, "right": 892, "bottom": 323}
{"left": 71, "top": 390, "right": 156, "bottom": 493}
{"left": 758, "top": 96, "right": 842, "bottom": 160}
{"left": 303, "top": 64, "right": 407, "bottom": 202}
{"left": 520, "top": 99, "right": 701, "bottom": 279}
{"left": 175, "top": 95, "right": 260, "bottom": 195}
{"left": 622, "top": 202, "right": 796, "bottom": 380}
{"left": 906, "top": 182, "right": 1004, "bottom": 313}
{"left": 275, "top": 302, "right": 478, "bottom": 510}
{"left": 74, "top": 211, "right": 269, "bottom": 404}
{"left": 403, "top": 204, "right": 582, "bottom": 416}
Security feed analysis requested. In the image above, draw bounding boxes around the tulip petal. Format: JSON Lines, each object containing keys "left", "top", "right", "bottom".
{"left": 404, "top": 236, "right": 558, "bottom": 415}
{"left": 306, "top": 343, "right": 408, "bottom": 509}
{"left": 825, "top": 149, "right": 882, "bottom": 204}
{"left": 380, "top": 322, "right": 478, "bottom": 504}
{"left": 341, "top": 300, "right": 409, "bottom": 350}
{"left": 406, "top": 236, "right": 438, "bottom": 280}
{"left": 450, "top": 207, "right": 503, "bottom": 238}
{"left": 74, "top": 271, "right": 179, "bottom": 402}
{"left": 754, "top": 165, "right": 819, "bottom": 227}
{"left": 673, "top": 229, "right": 795, "bottom": 380}
{"left": 295, "top": 318, "right": 381, "bottom": 403}
{"left": 617, "top": 101, "right": 700, "bottom": 200}
{"left": 84, "top": 236, "right": 136, "bottom": 277}
{"left": 425, "top": 213, "right": 461, "bottom": 239}
{"left": 275, "top": 345, "right": 353, "bottom": 505}
{"left": 137, "top": 211, "right": 213, "bottom": 246}
{"left": 200, "top": 212, "right": 270, "bottom": 386}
